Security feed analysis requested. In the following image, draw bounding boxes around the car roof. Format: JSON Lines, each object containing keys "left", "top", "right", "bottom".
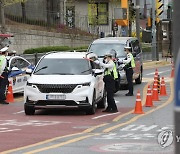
{"left": 43, "top": 52, "right": 95, "bottom": 59}
{"left": 91, "top": 37, "right": 137, "bottom": 44}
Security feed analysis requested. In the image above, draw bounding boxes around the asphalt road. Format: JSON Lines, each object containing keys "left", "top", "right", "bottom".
{"left": 0, "top": 64, "right": 174, "bottom": 154}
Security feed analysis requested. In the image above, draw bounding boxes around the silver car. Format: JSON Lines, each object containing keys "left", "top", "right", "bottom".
{"left": 87, "top": 37, "right": 143, "bottom": 90}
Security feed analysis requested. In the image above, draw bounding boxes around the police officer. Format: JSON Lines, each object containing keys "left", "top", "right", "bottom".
{"left": 0, "top": 48, "right": 9, "bottom": 104}
{"left": 120, "top": 46, "right": 135, "bottom": 96}
{"left": 94, "top": 53, "right": 118, "bottom": 113}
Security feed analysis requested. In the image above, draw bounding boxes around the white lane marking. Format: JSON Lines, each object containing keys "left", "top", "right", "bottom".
{"left": 92, "top": 112, "right": 120, "bottom": 120}
{"left": 145, "top": 69, "right": 171, "bottom": 76}
{"left": 13, "top": 110, "right": 24, "bottom": 114}
{"left": 0, "top": 128, "right": 21, "bottom": 133}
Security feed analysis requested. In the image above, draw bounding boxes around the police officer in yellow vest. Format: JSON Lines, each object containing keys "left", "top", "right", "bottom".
{"left": 0, "top": 48, "right": 9, "bottom": 104}
{"left": 120, "top": 46, "right": 135, "bottom": 96}
{"left": 93, "top": 53, "right": 118, "bottom": 113}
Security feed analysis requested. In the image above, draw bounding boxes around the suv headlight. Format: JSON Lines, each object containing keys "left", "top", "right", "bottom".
{"left": 27, "top": 82, "right": 32, "bottom": 86}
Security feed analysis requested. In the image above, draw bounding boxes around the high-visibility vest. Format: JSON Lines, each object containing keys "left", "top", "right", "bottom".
{"left": 104, "top": 61, "right": 118, "bottom": 80}
{"left": 125, "top": 53, "right": 135, "bottom": 68}
{"left": 0, "top": 55, "right": 5, "bottom": 67}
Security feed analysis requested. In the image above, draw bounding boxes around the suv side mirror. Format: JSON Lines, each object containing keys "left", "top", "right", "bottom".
{"left": 26, "top": 68, "right": 33, "bottom": 75}
{"left": 11, "top": 67, "right": 19, "bottom": 71}
{"left": 132, "top": 52, "right": 137, "bottom": 57}
{"left": 93, "top": 69, "right": 103, "bottom": 76}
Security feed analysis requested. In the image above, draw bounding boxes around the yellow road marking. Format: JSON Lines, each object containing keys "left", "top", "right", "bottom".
{"left": 2, "top": 132, "right": 85, "bottom": 154}
{"left": 113, "top": 81, "right": 152, "bottom": 122}
{"left": 103, "top": 81, "right": 174, "bottom": 133}
{"left": 24, "top": 133, "right": 99, "bottom": 154}
{"left": 83, "top": 123, "right": 109, "bottom": 133}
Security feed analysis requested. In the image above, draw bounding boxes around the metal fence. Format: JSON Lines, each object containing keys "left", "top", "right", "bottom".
{"left": 5, "top": 10, "right": 113, "bottom": 37}
{"left": 20, "top": 51, "right": 163, "bottom": 66}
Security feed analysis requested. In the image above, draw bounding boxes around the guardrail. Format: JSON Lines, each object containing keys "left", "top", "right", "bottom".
{"left": 20, "top": 51, "right": 163, "bottom": 66}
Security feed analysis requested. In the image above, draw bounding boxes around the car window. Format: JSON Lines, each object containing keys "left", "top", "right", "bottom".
{"left": 34, "top": 58, "right": 91, "bottom": 75}
{"left": 10, "top": 58, "right": 30, "bottom": 70}
{"left": 88, "top": 43, "right": 126, "bottom": 57}
{"left": 131, "top": 40, "right": 141, "bottom": 54}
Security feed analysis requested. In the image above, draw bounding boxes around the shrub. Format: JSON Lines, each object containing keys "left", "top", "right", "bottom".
{"left": 23, "top": 46, "right": 88, "bottom": 54}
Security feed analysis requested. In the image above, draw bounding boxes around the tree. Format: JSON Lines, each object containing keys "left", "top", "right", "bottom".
{"left": 0, "top": 0, "right": 26, "bottom": 33}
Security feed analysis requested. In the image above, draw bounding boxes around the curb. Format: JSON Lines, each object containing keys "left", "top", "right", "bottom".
{"left": 143, "top": 60, "right": 171, "bottom": 69}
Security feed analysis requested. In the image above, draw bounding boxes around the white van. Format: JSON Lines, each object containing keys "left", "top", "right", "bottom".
{"left": 87, "top": 37, "right": 143, "bottom": 89}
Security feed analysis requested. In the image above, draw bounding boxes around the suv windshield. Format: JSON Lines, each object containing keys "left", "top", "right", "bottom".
{"left": 34, "top": 58, "right": 91, "bottom": 75}
{"left": 88, "top": 43, "right": 126, "bottom": 57}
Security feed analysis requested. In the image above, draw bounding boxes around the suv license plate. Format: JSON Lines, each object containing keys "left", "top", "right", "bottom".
{"left": 46, "top": 95, "right": 66, "bottom": 100}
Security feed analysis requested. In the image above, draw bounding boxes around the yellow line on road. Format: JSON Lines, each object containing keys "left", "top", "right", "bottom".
{"left": 83, "top": 123, "right": 109, "bottom": 133}
{"left": 24, "top": 133, "right": 100, "bottom": 154}
{"left": 2, "top": 132, "right": 85, "bottom": 154}
{"left": 103, "top": 81, "right": 174, "bottom": 133}
{"left": 113, "top": 81, "right": 152, "bottom": 122}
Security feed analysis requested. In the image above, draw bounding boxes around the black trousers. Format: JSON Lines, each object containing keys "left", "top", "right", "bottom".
{"left": 125, "top": 68, "right": 133, "bottom": 95}
{"left": 0, "top": 72, "right": 9, "bottom": 101}
{"left": 104, "top": 75, "right": 118, "bottom": 111}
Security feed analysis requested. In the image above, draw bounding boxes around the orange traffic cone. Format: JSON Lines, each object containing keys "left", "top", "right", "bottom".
{"left": 160, "top": 77, "right": 167, "bottom": 96}
{"left": 170, "top": 63, "right": 174, "bottom": 78}
{"left": 152, "top": 82, "right": 160, "bottom": 101}
{"left": 134, "top": 90, "right": 144, "bottom": 114}
{"left": 6, "top": 81, "right": 14, "bottom": 103}
{"left": 145, "top": 85, "right": 154, "bottom": 107}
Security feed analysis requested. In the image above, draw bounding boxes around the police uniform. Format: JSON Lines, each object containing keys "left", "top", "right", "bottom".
{"left": 95, "top": 54, "right": 118, "bottom": 113}
{"left": 0, "top": 51, "right": 9, "bottom": 104}
{"left": 122, "top": 47, "right": 135, "bottom": 96}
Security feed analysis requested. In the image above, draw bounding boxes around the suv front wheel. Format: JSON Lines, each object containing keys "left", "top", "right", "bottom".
{"left": 86, "top": 91, "right": 96, "bottom": 115}
{"left": 24, "top": 104, "right": 35, "bottom": 115}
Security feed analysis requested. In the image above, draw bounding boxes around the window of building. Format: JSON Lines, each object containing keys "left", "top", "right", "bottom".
{"left": 88, "top": 2, "right": 108, "bottom": 25}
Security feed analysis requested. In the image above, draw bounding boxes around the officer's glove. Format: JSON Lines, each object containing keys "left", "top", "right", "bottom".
{"left": 93, "top": 60, "right": 100, "bottom": 65}
{"left": 118, "top": 59, "right": 124, "bottom": 65}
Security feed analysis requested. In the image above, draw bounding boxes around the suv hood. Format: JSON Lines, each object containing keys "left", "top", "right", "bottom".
{"left": 28, "top": 75, "right": 93, "bottom": 84}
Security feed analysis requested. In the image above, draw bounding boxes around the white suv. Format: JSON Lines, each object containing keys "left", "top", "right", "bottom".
{"left": 24, "top": 52, "right": 105, "bottom": 115}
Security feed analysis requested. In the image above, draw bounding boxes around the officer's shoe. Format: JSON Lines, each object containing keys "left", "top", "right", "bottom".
{"left": 125, "top": 93, "right": 134, "bottom": 96}
{"left": 102, "top": 108, "right": 111, "bottom": 112}
{"left": 0, "top": 100, "right": 9, "bottom": 104}
{"left": 109, "top": 109, "right": 118, "bottom": 113}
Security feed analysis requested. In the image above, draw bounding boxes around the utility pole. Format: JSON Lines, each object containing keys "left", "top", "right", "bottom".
{"left": 151, "top": 0, "right": 157, "bottom": 61}
{"left": 0, "top": 0, "right": 6, "bottom": 33}
{"left": 174, "top": 0, "right": 180, "bottom": 154}
{"left": 135, "top": 0, "right": 140, "bottom": 42}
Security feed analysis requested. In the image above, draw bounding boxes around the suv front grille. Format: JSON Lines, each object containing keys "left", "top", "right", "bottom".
{"left": 35, "top": 84, "right": 78, "bottom": 93}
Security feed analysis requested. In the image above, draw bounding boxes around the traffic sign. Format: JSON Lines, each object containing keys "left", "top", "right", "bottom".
{"left": 175, "top": 51, "right": 180, "bottom": 107}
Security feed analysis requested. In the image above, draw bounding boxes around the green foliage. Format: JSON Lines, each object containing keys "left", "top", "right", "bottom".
{"left": 142, "top": 43, "right": 151, "bottom": 52}
{"left": 23, "top": 46, "right": 88, "bottom": 54}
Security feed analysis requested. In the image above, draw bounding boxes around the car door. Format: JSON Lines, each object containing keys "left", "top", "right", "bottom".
{"left": 8, "top": 57, "right": 31, "bottom": 93}
{"left": 90, "top": 62, "right": 104, "bottom": 100}
{"left": 131, "top": 40, "right": 142, "bottom": 79}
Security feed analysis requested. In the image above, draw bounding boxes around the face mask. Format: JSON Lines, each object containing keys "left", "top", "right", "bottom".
{"left": 105, "top": 59, "right": 108, "bottom": 63}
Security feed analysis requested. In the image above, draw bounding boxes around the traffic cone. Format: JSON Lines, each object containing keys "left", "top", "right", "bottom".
{"left": 6, "top": 81, "right": 14, "bottom": 103}
{"left": 145, "top": 85, "right": 154, "bottom": 107}
{"left": 170, "top": 63, "right": 174, "bottom": 78}
{"left": 157, "top": 75, "right": 161, "bottom": 94}
{"left": 152, "top": 82, "right": 160, "bottom": 101}
{"left": 133, "top": 90, "right": 144, "bottom": 114}
{"left": 160, "top": 77, "right": 167, "bottom": 96}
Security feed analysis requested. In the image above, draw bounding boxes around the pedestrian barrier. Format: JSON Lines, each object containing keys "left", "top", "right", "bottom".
{"left": 145, "top": 85, "right": 154, "bottom": 107}
{"left": 152, "top": 83, "right": 160, "bottom": 101}
{"left": 6, "top": 81, "right": 14, "bottom": 103}
{"left": 134, "top": 90, "right": 144, "bottom": 114}
{"left": 160, "top": 77, "right": 167, "bottom": 96}
{"left": 170, "top": 63, "right": 174, "bottom": 78}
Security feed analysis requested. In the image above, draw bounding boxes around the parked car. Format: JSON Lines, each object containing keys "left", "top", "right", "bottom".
{"left": 7, "top": 56, "right": 35, "bottom": 93}
{"left": 24, "top": 52, "right": 106, "bottom": 115}
{"left": 87, "top": 37, "right": 143, "bottom": 89}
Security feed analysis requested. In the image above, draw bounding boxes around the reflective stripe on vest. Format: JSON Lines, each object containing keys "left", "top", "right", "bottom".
{"left": 0, "top": 55, "right": 5, "bottom": 67}
{"left": 104, "top": 62, "right": 118, "bottom": 79}
{"left": 130, "top": 53, "right": 135, "bottom": 68}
